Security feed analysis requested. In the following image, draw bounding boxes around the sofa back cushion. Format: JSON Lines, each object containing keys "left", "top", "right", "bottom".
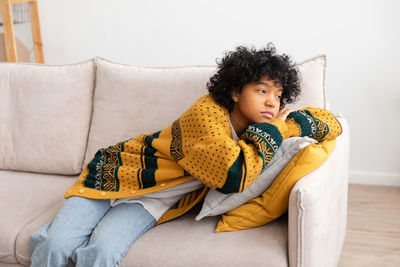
{"left": 0, "top": 60, "right": 95, "bottom": 175}
{"left": 83, "top": 58, "right": 215, "bottom": 166}
{"left": 285, "top": 55, "right": 327, "bottom": 110}
{"left": 83, "top": 56, "right": 327, "bottom": 167}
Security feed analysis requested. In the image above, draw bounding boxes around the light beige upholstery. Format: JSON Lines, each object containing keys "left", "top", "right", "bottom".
{"left": 83, "top": 56, "right": 327, "bottom": 167}
{"left": 0, "top": 56, "right": 348, "bottom": 267}
{"left": 83, "top": 57, "right": 215, "bottom": 167}
{"left": 286, "top": 55, "right": 327, "bottom": 110}
{"left": 0, "top": 60, "right": 95, "bottom": 175}
{"left": 0, "top": 263, "right": 23, "bottom": 267}
{"left": 16, "top": 203, "right": 64, "bottom": 266}
{"left": 120, "top": 206, "right": 289, "bottom": 267}
{"left": 288, "top": 116, "right": 349, "bottom": 267}
{"left": 0, "top": 170, "right": 76, "bottom": 264}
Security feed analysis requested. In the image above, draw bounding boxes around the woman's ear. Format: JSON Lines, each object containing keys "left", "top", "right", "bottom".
{"left": 232, "top": 91, "right": 240, "bottom": 103}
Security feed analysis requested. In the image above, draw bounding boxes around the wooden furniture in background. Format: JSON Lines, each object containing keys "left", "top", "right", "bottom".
{"left": 0, "top": 0, "right": 44, "bottom": 63}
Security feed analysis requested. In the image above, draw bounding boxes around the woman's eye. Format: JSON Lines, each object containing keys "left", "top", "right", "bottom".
{"left": 258, "top": 89, "right": 266, "bottom": 94}
{"left": 276, "top": 95, "right": 282, "bottom": 99}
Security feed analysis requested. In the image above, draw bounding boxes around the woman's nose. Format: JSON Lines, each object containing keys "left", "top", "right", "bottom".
{"left": 265, "top": 94, "right": 277, "bottom": 107}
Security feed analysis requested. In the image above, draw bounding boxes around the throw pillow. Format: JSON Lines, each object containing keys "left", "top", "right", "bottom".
{"left": 215, "top": 139, "right": 336, "bottom": 232}
{"left": 195, "top": 137, "right": 317, "bottom": 221}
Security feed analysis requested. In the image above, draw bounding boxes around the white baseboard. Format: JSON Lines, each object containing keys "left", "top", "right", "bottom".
{"left": 349, "top": 171, "right": 400, "bottom": 187}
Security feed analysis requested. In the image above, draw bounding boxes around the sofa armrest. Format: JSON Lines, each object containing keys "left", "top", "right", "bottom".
{"left": 288, "top": 116, "right": 350, "bottom": 267}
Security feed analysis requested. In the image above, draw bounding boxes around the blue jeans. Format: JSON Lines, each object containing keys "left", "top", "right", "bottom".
{"left": 29, "top": 196, "right": 156, "bottom": 267}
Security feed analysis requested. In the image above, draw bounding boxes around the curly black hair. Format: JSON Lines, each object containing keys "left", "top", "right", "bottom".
{"left": 207, "top": 43, "right": 301, "bottom": 112}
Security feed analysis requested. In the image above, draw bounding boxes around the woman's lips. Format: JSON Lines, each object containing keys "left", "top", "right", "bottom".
{"left": 261, "top": 111, "right": 274, "bottom": 119}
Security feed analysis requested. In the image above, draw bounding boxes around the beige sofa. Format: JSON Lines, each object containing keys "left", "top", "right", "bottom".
{"left": 0, "top": 56, "right": 349, "bottom": 267}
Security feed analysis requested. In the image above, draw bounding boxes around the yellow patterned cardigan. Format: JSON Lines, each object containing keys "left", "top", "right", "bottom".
{"left": 65, "top": 94, "right": 342, "bottom": 225}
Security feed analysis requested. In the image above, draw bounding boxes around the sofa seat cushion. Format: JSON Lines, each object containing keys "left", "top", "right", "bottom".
{"left": 15, "top": 199, "right": 288, "bottom": 267}
{"left": 120, "top": 206, "right": 289, "bottom": 267}
{"left": 0, "top": 170, "right": 76, "bottom": 264}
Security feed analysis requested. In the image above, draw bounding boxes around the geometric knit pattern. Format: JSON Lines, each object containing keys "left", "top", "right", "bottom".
{"left": 240, "top": 122, "right": 283, "bottom": 170}
{"left": 286, "top": 107, "right": 342, "bottom": 142}
{"left": 64, "top": 96, "right": 342, "bottom": 225}
{"left": 85, "top": 141, "right": 125, "bottom": 191}
{"left": 287, "top": 110, "right": 317, "bottom": 136}
{"left": 66, "top": 94, "right": 287, "bottom": 199}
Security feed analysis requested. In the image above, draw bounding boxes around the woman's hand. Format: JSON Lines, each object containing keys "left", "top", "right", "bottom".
{"left": 276, "top": 108, "right": 293, "bottom": 121}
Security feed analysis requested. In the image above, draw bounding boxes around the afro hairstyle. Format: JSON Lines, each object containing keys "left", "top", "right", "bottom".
{"left": 207, "top": 43, "right": 301, "bottom": 112}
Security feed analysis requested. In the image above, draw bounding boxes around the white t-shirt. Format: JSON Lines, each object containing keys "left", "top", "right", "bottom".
{"left": 110, "top": 115, "right": 239, "bottom": 220}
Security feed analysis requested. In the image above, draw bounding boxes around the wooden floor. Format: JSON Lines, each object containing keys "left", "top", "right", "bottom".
{"left": 338, "top": 183, "right": 400, "bottom": 266}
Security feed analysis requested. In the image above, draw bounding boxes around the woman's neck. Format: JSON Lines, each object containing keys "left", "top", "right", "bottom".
{"left": 229, "top": 109, "right": 249, "bottom": 137}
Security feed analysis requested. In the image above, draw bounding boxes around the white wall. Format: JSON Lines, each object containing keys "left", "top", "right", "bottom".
{"left": 36, "top": 0, "right": 400, "bottom": 185}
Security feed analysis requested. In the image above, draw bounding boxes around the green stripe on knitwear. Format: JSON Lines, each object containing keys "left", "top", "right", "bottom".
{"left": 243, "top": 123, "right": 282, "bottom": 153}
{"left": 84, "top": 149, "right": 104, "bottom": 189}
{"left": 241, "top": 122, "right": 283, "bottom": 171}
{"left": 303, "top": 110, "right": 330, "bottom": 140}
{"left": 114, "top": 141, "right": 125, "bottom": 191}
{"left": 217, "top": 151, "right": 245, "bottom": 194}
{"left": 114, "top": 166, "right": 120, "bottom": 191}
{"left": 141, "top": 133, "right": 159, "bottom": 189}
{"left": 141, "top": 158, "right": 157, "bottom": 188}
{"left": 144, "top": 131, "right": 161, "bottom": 147}
{"left": 287, "top": 111, "right": 313, "bottom": 137}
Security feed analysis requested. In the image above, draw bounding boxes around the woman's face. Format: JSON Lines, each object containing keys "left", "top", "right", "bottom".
{"left": 231, "top": 76, "right": 283, "bottom": 126}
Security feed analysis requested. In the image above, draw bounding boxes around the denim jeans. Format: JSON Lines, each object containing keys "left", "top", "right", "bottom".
{"left": 30, "top": 196, "right": 156, "bottom": 267}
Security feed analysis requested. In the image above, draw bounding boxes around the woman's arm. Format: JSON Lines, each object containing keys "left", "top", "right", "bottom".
{"left": 178, "top": 120, "right": 287, "bottom": 194}
{"left": 283, "top": 107, "right": 342, "bottom": 142}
